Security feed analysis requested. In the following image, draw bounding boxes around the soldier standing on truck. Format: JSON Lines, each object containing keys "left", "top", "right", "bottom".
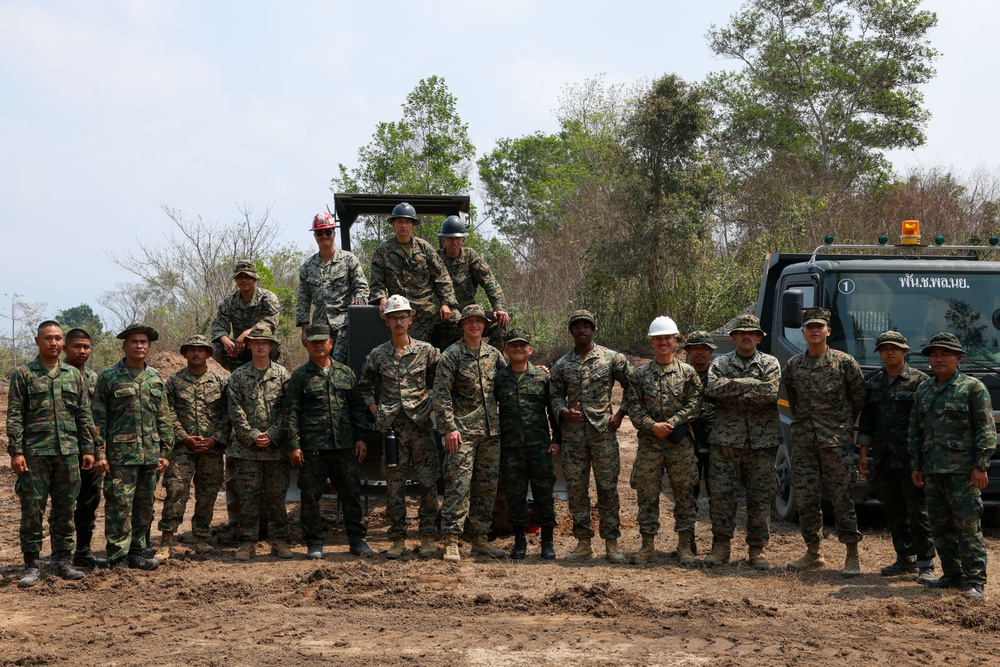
{"left": 211, "top": 260, "right": 282, "bottom": 372}
{"left": 369, "top": 202, "right": 458, "bottom": 345}
{"left": 857, "top": 331, "right": 935, "bottom": 582}
{"left": 783, "top": 308, "right": 866, "bottom": 577}
{"left": 296, "top": 212, "right": 369, "bottom": 363}
{"left": 432, "top": 215, "right": 510, "bottom": 351}
{"left": 702, "top": 315, "right": 782, "bottom": 570}
{"left": 908, "top": 332, "right": 996, "bottom": 601}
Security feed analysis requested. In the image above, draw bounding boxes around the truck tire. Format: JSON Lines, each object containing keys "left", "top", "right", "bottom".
{"left": 774, "top": 444, "right": 799, "bottom": 523}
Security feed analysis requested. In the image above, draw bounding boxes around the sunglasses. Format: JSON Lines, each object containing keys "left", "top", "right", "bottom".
{"left": 314, "top": 229, "right": 334, "bottom": 237}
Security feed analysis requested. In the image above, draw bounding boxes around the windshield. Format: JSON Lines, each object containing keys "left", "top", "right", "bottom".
{"left": 825, "top": 271, "right": 1000, "bottom": 367}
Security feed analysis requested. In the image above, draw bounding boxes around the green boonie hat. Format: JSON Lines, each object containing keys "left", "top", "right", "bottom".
{"left": 458, "top": 304, "right": 489, "bottom": 323}
{"left": 920, "top": 332, "right": 964, "bottom": 355}
{"left": 875, "top": 331, "right": 909, "bottom": 350}
{"left": 683, "top": 330, "right": 717, "bottom": 349}
{"left": 232, "top": 260, "right": 258, "bottom": 280}
{"left": 245, "top": 326, "right": 279, "bottom": 344}
{"left": 568, "top": 309, "right": 596, "bottom": 328}
{"left": 506, "top": 328, "right": 531, "bottom": 345}
{"left": 729, "top": 314, "right": 766, "bottom": 336}
{"left": 305, "top": 323, "right": 332, "bottom": 341}
{"left": 802, "top": 307, "right": 831, "bottom": 326}
{"left": 179, "top": 334, "right": 213, "bottom": 354}
{"left": 117, "top": 323, "right": 159, "bottom": 342}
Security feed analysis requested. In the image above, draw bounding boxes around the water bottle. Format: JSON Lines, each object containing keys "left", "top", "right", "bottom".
{"left": 384, "top": 428, "right": 399, "bottom": 468}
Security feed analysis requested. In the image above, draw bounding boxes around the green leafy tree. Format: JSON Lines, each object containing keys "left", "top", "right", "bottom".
{"left": 55, "top": 303, "right": 104, "bottom": 335}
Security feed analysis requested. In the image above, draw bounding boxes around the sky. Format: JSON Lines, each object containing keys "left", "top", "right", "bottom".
{"left": 2, "top": 0, "right": 998, "bottom": 325}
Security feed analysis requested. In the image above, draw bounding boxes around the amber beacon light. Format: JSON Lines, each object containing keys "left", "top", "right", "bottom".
{"left": 899, "top": 219, "right": 922, "bottom": 245}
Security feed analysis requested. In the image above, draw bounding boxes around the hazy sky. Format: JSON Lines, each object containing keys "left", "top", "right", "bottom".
{"left": 2, "top": 0, "right": 997, "bottom": 324}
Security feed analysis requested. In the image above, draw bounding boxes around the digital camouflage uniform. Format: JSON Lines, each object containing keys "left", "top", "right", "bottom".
{"left": 705, "top": 348, "right": 782, "bottom": 547}
{"left": 359, "top": 338, "right": 441, "bottom": 539}
{"left": 858, "top": 360, "right": 934, "bottom": 567}
{"left": 433, "top": 246, "right": 508, "bottom": 350}
{"left": 74, "top": 367, "right": 102, "bottom": 555}
{"left": 369, "top": 236, "right": 458, "bottom": 344}
{"left": 625, "top": 359, "right": 702, "bottom": 537}
{"left": 227, "top": 359, "right": 291, "bottom": 543}
{"left": 286, "top": 358, "right": 370, "bottom": 548}
{"left": 7, "top": 358, "right": 95, "bottom": 556}
{"left": 296, "top": 250, "right": 370, "bottom": 363}
{"left": 495, "top": 362, "right": 561, "bottom": 528}
{"left": 433, "top": 338, "right": 506, "bottom": 536}
{"left": 210, "top": 286, "right": 282, "bottom": 371}
{"left": 158, "top": 364, "right": 230, "bottom": 539}
{"left": 93, "top": 360, "right": 174, "bottom": 563}
{"left": 908, "top": 363, "right": 996, "bottom": 586}
{"left": 550, "top": 344, "right": 630, "bottom": 540}
{"left": 783, "top": 347, "right": 866, "bottom": 545}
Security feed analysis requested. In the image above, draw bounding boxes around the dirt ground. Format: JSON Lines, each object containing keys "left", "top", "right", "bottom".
{"left": 1, "top": 388, "right": 999, "bottom": 667}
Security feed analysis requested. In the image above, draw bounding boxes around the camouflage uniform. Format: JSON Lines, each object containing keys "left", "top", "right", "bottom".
{"left": 75, "top": 367, "right": 103, "bottom": 554}
{"left": 550, "top": 344, "right": 630, "bottom": 540}
{"left": 295, "top": 250, "right": 369, "bottom": 363}
{"left": 227, "top": 360, "right": 291, "bottom": 543}
{"left": 7, "top": 358, "right": 95, "bottom": 556}
{"left": 783, "top": 347, "right": 866, "bottom": 545}
{"left": 359, "top": 338, "right": 442, "bottom": 539}
{"left": 908, "top": 363, "right": 996, "bottom": 586}
{"left": 433, "top": 247, "right": 508, "bottom": 350}
{"left": 691, "top": 366, "right": 714, "bottom": 498}
{"left": 93, "top": 360, "right": 174, "bottom": 563}
{"left": 158, "top": 365, "right": 230, "bottom": 538}
{"left": 625, "top": 359, "right": 702, "bottom": 536}
{"left": 705, "top": 348, "right": 782, "bottom": 547}
{"left": 495, "top": 362, "right": 561, "bottom": 528}
{"left": 433, "top": 339, "right": 506, "bottom": 536}
{"left": 286, "top": 358, "right": 370, "bottom": 548}
{"left": 210, "top": 286, "right": 282, "bottom": 371}
{"left": 858, "top": 360, "right": 934, "bottom": 567}
{"left": 369, "top": 236, "right": 458, "bottom": 344}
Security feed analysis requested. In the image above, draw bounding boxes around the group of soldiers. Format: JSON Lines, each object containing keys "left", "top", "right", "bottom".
{"left": 6, "top": 203, "right": 994, "bottom": 602}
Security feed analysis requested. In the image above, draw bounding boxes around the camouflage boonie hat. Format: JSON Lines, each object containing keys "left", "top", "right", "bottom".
{"left": 232, "top": 260, "right": 258, "bottom": 280}
{"left": 458, "top": 304, "right": 490, "bottom": 323}
{"left": 683, "top": 330, "right": 717, "bottom": 349}
{"left": 875, "top": 331, "right": 909, "bottom": 351}
{"left": 728, "top": 314, "right": 766, "bottom": 336}
{"left": 568, "top": 309, "right": 596, "bottom": 328}
{"left": 506, "top": 328, "right": 532, "bottom": 345}
{"left": 305, "top": 323, "right": 332, "bottom": 341}
{"left": 802, "top": 308, "right": 831, "bottom": 326}
{"left": 245, "top": 326, "right": 279, "bottom": 344}
{"left": 117, "top": 323, "right": 159, "bottom": 342}
{"left": 179, "top": 334, "right": 213, "bottom": 354}
{"left": 920, "top": 332, "right": 964, "bottom": 355}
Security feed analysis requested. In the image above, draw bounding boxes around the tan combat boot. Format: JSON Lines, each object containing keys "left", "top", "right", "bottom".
{"left": 419, "top": 535, "right": 438, "bottom": 558}
{"left": 633, "top": 534, "right": 656, "bottom": 564}
{"left": 605, "top": 538, "right": 626, "bottom": 563}
{"left": 193, "top": 538, "right": 214, "bottom": 555}
{"left": 271, "top": 540, "right": 293, "bottom": 560}
{"left": 443, "top": 534, "right": 461, "bottom": 563}
{"left": 842, "top": 542, "right": 861, "bottom": 577}
{"left": 748, "top": 545, "right": 770, "bottom": 570}
{"left": 677, "top": 530, "right": 700, "bottom": 565}
{"left": 787, "top": 541, "right": 825, "bottom": 571}
{"left": 564, "top": 537, "right": 593, "bottom": 561}
{"left": 154, "top": 531, "right": 173, "bottom": 561}
{"left": 471, "top": 534, "right": 505, "bottom": 558}
{"left": 702, "top": 537, "right": 730, "bottom": 566}
{"left": 385, "top": 538, "right": 407, "bottom": 560}
{"left": 235, "top": 541, "right": 256, "bottom": 562}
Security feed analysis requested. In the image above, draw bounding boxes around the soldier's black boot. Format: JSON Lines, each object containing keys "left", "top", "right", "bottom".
{"left": 18, "top": 552, "right": 41, "bottom": 588}
{"left": 51, "top": 551, "right": 86, "bottom": 581}
{"left": 73, "top": 548, "right": 108, "bottom": 569}
{"left": 510, "top": 527, "right": 527, "bottom": 560}
{"left": 540, "top": 527, "right": 556, "bottom": 560}
{"left": 126, "top": 550, "right": 160, "bottom": 571}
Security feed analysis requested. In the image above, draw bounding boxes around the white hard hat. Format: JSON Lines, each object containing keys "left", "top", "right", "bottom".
{"left": 383, "top": 294, "right": 415, "bottom": 318}
{"left": 647, "top": 316, "right": 679, "bottom": 337}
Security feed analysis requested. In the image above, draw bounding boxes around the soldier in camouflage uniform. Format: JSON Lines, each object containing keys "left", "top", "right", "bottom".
{"left": 227, "top": 327, "right": 292, "bottom": 561}
{"left": 908, "top": 332, "right": 996, "bottom": 601}
{"left": 681, "top": 330, "right": 716, "bottom": 556}
{"left": 92, "top": 324, "right": 172, "bottom": 571}
{"left": 7, "top": 321, "right": 95, "bottom": 587}
{"left": 369, "top": 202, "right": 458, "bottom": 344}
{"left": 703, "top": 315, "right": 782, "bottom": 570}
{"left": 63, "top": 327, "right": 107, "bottom": 569}
{"left": 432, "top": 215, "right": 510, "bottom": 351}
{"left": 211, "top": 259, "right": 282, "bottom": 371}
{"left": 287, "top": 323, "right": 374, "bottom": 559}
{"left": 857, "top": 331, "right": 934, "bottom": 581}
{"left": 296, "top": 212, "right": 369, "bottom": 363}
{"left": 783, "top": 308, "right": 866, "bottom": 576}
{"left": 359, "top": 295, "right": 441, "bottom": 559}
{"left": 625, "top": 316, "right": 702, "bottom": 565}
{"left": 550, "top": 310, "right": 630, "bottom": 563}
{"left": 495, "top": 327, "right": 561, "bottom": 560}
{"left": 154, "top": 335, "right": 230, "bottom": 560}
{"left": 433, "top": 304, "right": 507, "bottom": 562}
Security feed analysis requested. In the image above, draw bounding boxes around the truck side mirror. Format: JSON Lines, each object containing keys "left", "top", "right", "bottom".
{"left": 781, "top": 290, "right": 804, "bottom": 329}
{"left": 993, "top": 309, "right": 1000, "bottom": 331}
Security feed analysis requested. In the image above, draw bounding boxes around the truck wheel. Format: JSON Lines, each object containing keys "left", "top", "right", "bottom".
{"left": 774, "top": 444, "right": 799, "bottom": 523}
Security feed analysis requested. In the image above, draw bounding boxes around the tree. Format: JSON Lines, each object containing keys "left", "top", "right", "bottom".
{"left": 0, "top": 293, "right": 47, "bottom": 375}
{"left": 55, "top": 303, "right": 104, "bottom": 335}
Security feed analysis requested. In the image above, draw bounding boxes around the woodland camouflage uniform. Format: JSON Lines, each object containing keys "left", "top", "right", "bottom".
{"left": 74, "top": 367, "right": 103, "bottom": 558}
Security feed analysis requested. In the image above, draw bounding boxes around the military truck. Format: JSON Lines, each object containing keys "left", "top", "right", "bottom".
{"left": 733, "top": 220, "right": 1000, "bottom": 525}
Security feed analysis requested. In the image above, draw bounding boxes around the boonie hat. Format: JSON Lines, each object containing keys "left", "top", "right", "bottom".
{"left": 179, "top": 334, "right": 213, "bottom": 354}
{"left": 802, "top": 308, "right": 831, "bottom": 326}
{"left": 506, "top": 328, "right": 532, "bottom": 345}
{"left": 729, "top": 314, "right": 766, "bottom": 336}
{"left": 245, "top": 326, "right": 279, "bottom": 344}
{"left": 305, "top": 323, "right": 332, "bottom": 341}
{"left": 568, "top": 309, "right": 596, "bottom": 328}
{"left": 920, "top": 332, "right": 964, "bottom": 355}
{"left": 383, "top": 294, "right": 415, "bottom": 318}
{"left": 232, "top": 260, "right": 258, "bottom": 280}
{"left": 684, "top": 330, "right": 717, "bottom": 349}
{"left": 117, "top": 323, "right": 159, "bottom": 342}
{"left": 875, "top": 331, "right": 909, "bottom": 351}
{"left": 458, "top": 304, "right": 490, "bottom": 323}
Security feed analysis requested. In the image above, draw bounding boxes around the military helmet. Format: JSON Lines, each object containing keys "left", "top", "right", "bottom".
{"left": 383, "top": 294, "right": 415, "bottom": 318}
{"left": 684, "top": 330, "right": 717, "bottom": 350}
{"left": 875, "top": 331, "right": 909, "bottom": 351}
{"left": 312, "top": 212, "right": 336, "bottom": 231}
{"left": 920, "top": 332, "right": 964, "bottom": 355}
{"left": 647, "top": 316, "right": 679, "bottom": 337}
{"left": 437, "top": 215, "right": 469, "bottom": 238}
{"left": 390, "top": 202, "right": 418, "bottom": 222}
